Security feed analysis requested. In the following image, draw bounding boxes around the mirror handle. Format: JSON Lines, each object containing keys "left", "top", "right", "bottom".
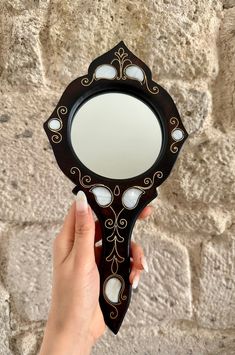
{"left": 72, "top": 185, "right": 156, "bottom": 334}
{"left": 98, "top": 212, "right": 135, "bottom": 334}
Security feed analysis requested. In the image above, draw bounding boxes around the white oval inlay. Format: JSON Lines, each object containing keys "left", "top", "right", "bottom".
{"left": 48, "top": 119, "right": 61, "bottom": 130}
{"left": 90, "top": 186, "right": 112, "bottom": 207}
{"left": 172, "top": 129, "right": 184, "bottom": 141}
{"left": 105, "top": 277, "right": 122, "bottom": 303}
{"left": 125, "top": 65, "right": 144, "bottom": 82}
{"left": 95, "top": 64, "right": 117, "bottom": 80}
{"left": 122, "top": 187, "right": 144, "bottom": 209}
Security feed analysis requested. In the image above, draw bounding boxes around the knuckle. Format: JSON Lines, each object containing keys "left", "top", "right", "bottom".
{"left": 75, "top": 222, "right": 92, "bottom": 236}
{"left": 136, "top": 242, "right": 143, "bottom": 251}
{"left": 137, "top": 245, "right": 144, "bottom": 255}
{"left": 133, "top": 242, "right": 143, "bottom": 254}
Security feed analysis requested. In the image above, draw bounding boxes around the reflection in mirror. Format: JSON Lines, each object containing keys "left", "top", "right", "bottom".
{"left": 70, "top": 92, "right": 162, "bottom": 179}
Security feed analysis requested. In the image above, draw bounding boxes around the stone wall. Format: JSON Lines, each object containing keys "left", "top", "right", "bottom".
{"left": 0, "top": 0, "right": 235, "bottom": 354}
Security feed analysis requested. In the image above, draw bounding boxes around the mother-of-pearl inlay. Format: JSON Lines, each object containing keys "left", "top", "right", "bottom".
{"left": 122, "top": 187, "right": 144, "bottom": 209}
{"left": 48, "top": 118, "right": 61, "bottom": 130}
{"left": 90, "top": 186, "right": 112, "bottom": 207}
{"left": 95, "top": 64, "right": 117, "bottom": 80}
{"left": 105, "top": 277, "right": 122, "bottom": 303}
{"left": 125, "top": 65, "right": 144, "bottom": 82}
{"left": 171, "top": 128, "right": 184, "bottom": 141}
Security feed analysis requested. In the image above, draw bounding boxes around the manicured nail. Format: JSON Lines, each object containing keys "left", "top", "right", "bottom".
{"left": 95, "top": 239, "right": 102, "bottom": 247}
{"left": 141, "top": 255, "right": 149, "bottom": 273}
{"left": 76, "top": 190, "right": 88, "bottom": 213}
{"left": 132, "top": 274, "right": 140, "bottom": 289}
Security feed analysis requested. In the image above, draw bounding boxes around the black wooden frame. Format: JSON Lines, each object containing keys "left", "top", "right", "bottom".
{"left": 44, "top": 41, "right": 188, "bottom": 334}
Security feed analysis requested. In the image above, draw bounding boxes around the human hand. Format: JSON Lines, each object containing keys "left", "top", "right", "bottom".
{"left": 39, "top": 191, "right": 152, "bottom": 355}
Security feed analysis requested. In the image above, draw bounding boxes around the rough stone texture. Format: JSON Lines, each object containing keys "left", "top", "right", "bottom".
{"left": 14, "top": 333, "right": 38, "bottom": 355}
{"left": 0, "top": 223, "right": 58, "bottom": 323}
{"left": 0, "top": 0, "right": 235, "bottom": 354}
{"left": 213, "top": 6, "right": 235, "bottom": 132}
{"left": 223, "top": 0, "right": 235, "bottom": 9}
{"left": 0, "top": 89, "right": 74, "bottom": 223}
{"left": 0, "top": 283, "right": 12, "bottom": 354}
{"left": 197, "top": 228, "right": 235, "bottom": 329}
{"left": 93, "top": 325, "right": 235, "bottom": 355}
{"left": 126, "top": 231, "right": 192, "bottom": 326}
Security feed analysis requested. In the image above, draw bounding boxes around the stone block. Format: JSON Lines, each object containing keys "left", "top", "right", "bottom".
{"left": 0, "top": 7, "right": 45, "bottom": 87}
{"left": 177, "top": 133, "right": 235, "bottom": 207}
{"left": 0, "top": 283, "right": 12, "bottom": 354}
{"left": 15, "top": 333, "right": 38, "bottom": 355}
{"left": 0, "top": 89, "right": 74, "bottom": 223}
{"left": 0, "top": 223, "right": 60, "bottom": 322}
{"left": 151, "top": 132, "right": 235, "bottom": 230}
{"left": 31, "top": 0, "right": 221, "bottom": 86}
{"left": 151, "top": 198, "right": 231, "bottom": 237}
{"left": 160, "top": 82, "right": 212, "bottom": 136}
{"left": 92, "top": 324, "right": 235, "bottom": 355}
{"left": 197, "top": 230, "right": 235, "bottom": 329}
{"left": 125, "top": 231, "right": 192, "bottom": 326}
{"left": 212, "top": 7, "right": 235, "bottom": 131}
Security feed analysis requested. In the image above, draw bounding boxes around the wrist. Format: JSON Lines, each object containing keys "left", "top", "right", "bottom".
{"left": 39, "top": 320, "right": 94, "bottom": 355}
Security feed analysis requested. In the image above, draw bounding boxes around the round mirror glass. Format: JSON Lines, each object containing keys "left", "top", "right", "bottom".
{"left": 70, "top": 92, "right": 163, "bottom": 179}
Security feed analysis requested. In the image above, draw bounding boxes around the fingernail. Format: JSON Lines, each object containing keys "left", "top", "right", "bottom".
{"left": 132, "top": 274, "right": 140, "bottom": 289}
{"left": 76, "top": 190, "right": 88, "bottom": 213}
{"left": 141, "top": 255, "right": 149, "bottom": 273}
{"left": 95, "top": 239, "right": 102, "bottom": 247}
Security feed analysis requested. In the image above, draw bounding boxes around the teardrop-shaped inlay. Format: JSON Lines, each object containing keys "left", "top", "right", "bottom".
{"left": 90, "top": 186, "right": 113, "bottom": 207}
{"left": 122, "top": 187, "right": 144, "bottom": 209}
{"left": 125, "top": 65, "right": 144, "bottom": 82}
{"left": 95, "top": 64, "right": 117, "bottom": 80}
{"left": 105, "top": 277, "right": 122, "bottom": 304}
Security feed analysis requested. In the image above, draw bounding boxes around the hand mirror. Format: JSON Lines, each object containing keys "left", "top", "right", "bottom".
{"left": 44, "top": 41, "right": 188, "bottom": 334}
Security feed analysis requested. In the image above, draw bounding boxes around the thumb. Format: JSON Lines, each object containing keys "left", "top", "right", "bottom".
{"left": 73, "top": 190, "right": 95, "bottom": 265}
